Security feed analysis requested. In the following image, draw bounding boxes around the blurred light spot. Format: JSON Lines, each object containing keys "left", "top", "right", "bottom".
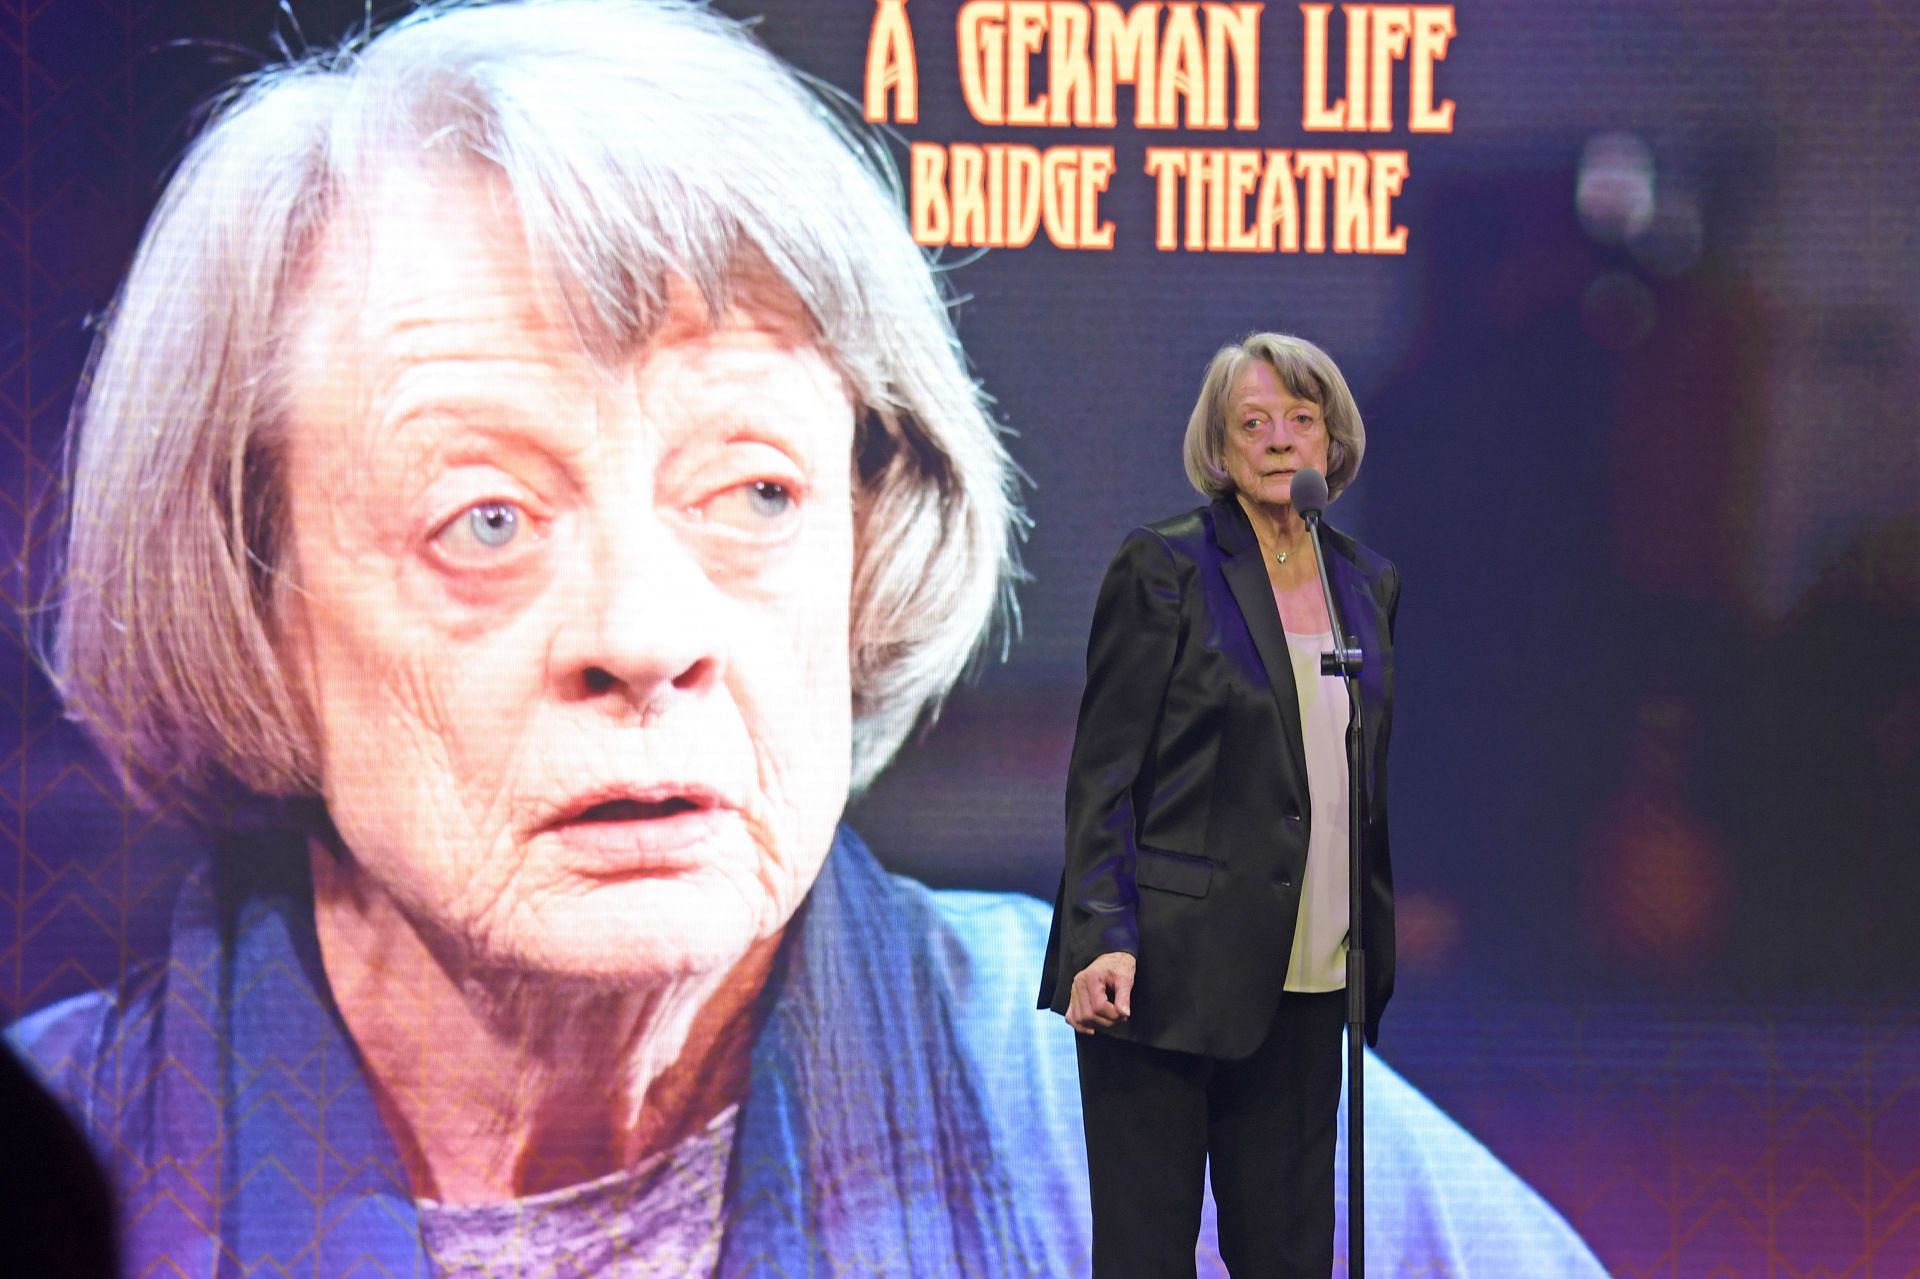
{"left": 1582, "top": 272, "right": 1658, "bottom": 349}
{"left": 1578, "top": 695, "right": 1730, "bottom": 969}
{"left": 1629, "top": 194, "right": 1704, "bottom": 277}
{"left": 1396, "top": 891, "right": 1462, "bottom": 968}
{"left": 1604, "top": 822, "right": 1728, "bottom": 959}
{"left": 1577, "top": 131, "right": 1656, "bottom": 244}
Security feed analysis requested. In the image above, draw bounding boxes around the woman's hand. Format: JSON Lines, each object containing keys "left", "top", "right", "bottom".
{"left": 1066, "top": 952, "right": 1136, "bottom": 1034}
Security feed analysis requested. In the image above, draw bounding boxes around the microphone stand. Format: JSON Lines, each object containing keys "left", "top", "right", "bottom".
{"left": 1301, "top": 506, "right": 1366, "bottom": 1278}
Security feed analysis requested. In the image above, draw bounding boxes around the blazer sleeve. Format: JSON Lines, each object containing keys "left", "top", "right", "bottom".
{"left": 1060, "top": 528, "right": 1185, "bottom": 972}
{"left": 1374, "top": 559, "right": 1400, "bottom": 841}
{"left": 1365, "top": 559, "right": 1401, "bottom": 1044}
{"left": 1374, "top": 556, "right": 1405, "bottom": 856}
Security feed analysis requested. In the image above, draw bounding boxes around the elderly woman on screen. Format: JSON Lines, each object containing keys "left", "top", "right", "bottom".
{"left": 9, "top": 3, "right": 1609, "bottom": 1277}
{"left": 20, "top": 3, "right": 1026, "bottom": 1273}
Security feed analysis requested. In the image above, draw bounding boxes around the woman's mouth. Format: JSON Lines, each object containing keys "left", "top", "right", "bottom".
{"left": 542, "top": 790, "right": 738, "bottom": 874}
{"left": 575, "top": 796, "right": 702, "bottom": 822}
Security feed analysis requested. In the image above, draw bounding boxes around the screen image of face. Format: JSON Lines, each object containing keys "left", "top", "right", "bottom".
{"left": 2, "top": 3, "right": 1915, "bottom": 1276}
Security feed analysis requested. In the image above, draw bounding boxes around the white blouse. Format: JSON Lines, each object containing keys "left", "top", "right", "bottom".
{"left": 1282, "top": 629, "right": 1351, "bottom": 993}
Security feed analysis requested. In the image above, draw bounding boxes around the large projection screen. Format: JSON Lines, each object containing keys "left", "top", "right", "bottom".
{"left": 4, "top": 2, "right": 1916, "bottom": 1274}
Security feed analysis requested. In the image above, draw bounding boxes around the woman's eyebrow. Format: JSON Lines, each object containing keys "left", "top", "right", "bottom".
{"left": 366, "top": 398, "right": 594, "bottom": 499}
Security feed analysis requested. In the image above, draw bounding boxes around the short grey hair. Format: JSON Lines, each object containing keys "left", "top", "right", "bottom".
{"left": 1182, "top": 332, "right": 1367, "bottom": 501}
{"left": 52, "top": 0, "right": 1022, "bottom": 820}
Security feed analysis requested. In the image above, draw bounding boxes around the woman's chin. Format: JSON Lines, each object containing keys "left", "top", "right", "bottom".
{"left": 503, "top": 876, "right": 781, "bottom": 987}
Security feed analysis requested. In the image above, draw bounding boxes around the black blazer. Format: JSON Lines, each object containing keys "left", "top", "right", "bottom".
{"left": 1040, "top": 497, "right": 1398, "bottom": 1056}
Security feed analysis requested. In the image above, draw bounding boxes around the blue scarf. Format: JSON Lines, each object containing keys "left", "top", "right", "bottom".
{"left": 73, "top": 826, "right": 1041, "bottom": 1276}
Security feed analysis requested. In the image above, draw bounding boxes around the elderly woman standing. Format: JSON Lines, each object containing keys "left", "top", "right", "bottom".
{"left": 1043, "top": 334, "right": 1398, "bottom": 1277}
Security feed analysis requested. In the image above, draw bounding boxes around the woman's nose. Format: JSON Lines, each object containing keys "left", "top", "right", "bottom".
{"left": 555, "top": 514, "right": 726, "bottom": 714}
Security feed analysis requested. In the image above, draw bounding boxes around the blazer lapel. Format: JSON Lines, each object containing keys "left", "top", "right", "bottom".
{"left": 1214, "top": 498, "right": 1313, "bottom": 805}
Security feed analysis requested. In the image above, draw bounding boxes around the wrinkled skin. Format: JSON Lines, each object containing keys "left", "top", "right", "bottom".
{"left": 276, "top": 164, "right": 857, "bottom": 1198}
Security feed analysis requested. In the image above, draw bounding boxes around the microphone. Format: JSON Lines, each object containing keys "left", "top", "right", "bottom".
{"left": 1289, "top": 465, "right": 1359, "bottom": 677}
{"left": 1290, "top": 466, "right": 1329, "bottom": 523}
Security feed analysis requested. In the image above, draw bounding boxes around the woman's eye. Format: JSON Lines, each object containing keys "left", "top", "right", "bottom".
{"left": 704, "top": 479, "right": 799, "bottom": 532}
{"left": 439, "top": 500, "right": 524, "bottom": 552}
{"left": 745, "top": 480, "right": 792, "bottom": 519}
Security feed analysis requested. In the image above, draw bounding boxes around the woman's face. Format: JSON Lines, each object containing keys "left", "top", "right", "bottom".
{"left": 279, "top": 167, "right": 855, "bottom": 984}
{"left": 1222, "top": 358, "right": 1331, "bottom": 511}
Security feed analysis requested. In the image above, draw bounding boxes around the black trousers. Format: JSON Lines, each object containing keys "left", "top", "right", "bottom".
{"left": 1075, "top": 990, "right": 1346, "bottom": 1279}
